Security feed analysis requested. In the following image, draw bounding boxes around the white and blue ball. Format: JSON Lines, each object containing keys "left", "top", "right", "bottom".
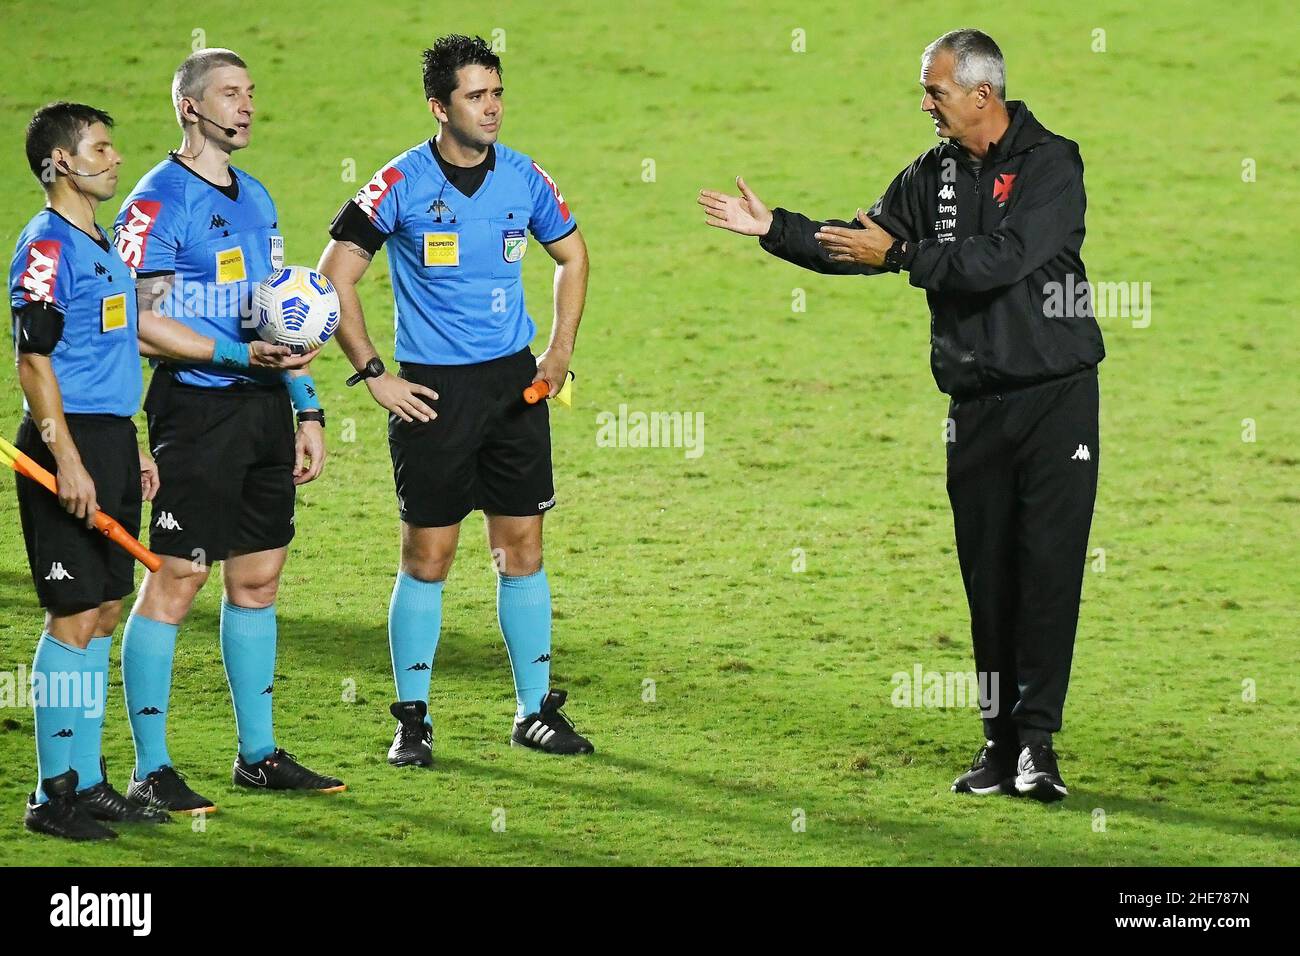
{"left": 253, "top": 265, "right": 340, "bottom": 353}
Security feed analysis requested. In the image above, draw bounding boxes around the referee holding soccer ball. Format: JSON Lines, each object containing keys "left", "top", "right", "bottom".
{"left": 700, "top": 30, "right": 1104, "bottom": 801}
{"left": 319, "top": 35, "right": 592, "bottom": 766}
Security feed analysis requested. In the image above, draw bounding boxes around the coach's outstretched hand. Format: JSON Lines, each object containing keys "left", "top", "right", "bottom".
{"left": 293, "top": 421, "right": 326, "bottom": 486}
{"left": 698, "top": 176, "right": 774, "bottom": 237}
{"left": 249, "top": 341, "right": 320, "bottom": 370}
{"left": 367, "top": 372, "right": 439, "bottom": 424}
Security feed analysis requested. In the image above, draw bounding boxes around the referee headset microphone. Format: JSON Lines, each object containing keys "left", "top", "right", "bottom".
{"left": 173, "top": 99, "right": 238, "bottom": 162}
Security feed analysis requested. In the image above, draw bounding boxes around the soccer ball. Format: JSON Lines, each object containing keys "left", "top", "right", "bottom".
{"left": 252, "top": 266, "right": 340, "bottom": 353}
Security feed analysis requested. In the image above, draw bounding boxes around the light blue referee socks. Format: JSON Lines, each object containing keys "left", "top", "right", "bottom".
{"left": 122, "top": 613, "right": 178, "bottom": 776}
{"left": 220, "top": 601, "right": 278, "bottom": 764}
{"left": 497, "top": 567, "right": 552, "bottom": 718}
{"left": 389, "top": 572, "right": 443, "bottom": 725}
{"left": 71, "top": 635, "right": 111, "bottom": 790}
{"left": 32, "top": 633, "right": 86, "bottom": 804}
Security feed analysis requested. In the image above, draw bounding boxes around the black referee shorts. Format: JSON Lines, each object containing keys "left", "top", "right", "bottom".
{"left": 142, "top": 371, "right": 296, "bottom": 564}
{"left": 390, "top": 347, "right": 555, "bottom": 528}
{"left": 15, "top": 413, "right": 142, "bottom": 610}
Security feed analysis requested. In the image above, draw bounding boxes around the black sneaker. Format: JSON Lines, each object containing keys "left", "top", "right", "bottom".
{"left": 1015, "top": 742, "right": 1068, "bottom": 802}
{"left": 233, "top": 748, "right": 346, "bottom": 792}
{"left": 79, "top": 759, "right": 171, "bottom": 824}
{"left": 128, "top": 765, "right": 217, "bottom": 815}
{"left": 388, "top": 701, "right": 433, "bottom": 767}
{"left": 25, "top": 770, "right": 117, "bottom": 841}
{"left": 511, "top": 689, "right": 595, "bottom": 755}
{"left": 951, "top": 740, "right": 1017, "bottom": 795}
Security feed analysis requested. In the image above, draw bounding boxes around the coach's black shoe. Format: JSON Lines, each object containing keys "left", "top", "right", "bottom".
{"left": 128, "top": 765, "right": 217, "bottom": 815}
{"left": 1015, "top": 742, "right": 1068, "bottom": 802}
{"left": 511, "top": 689, "right": 595, "bottom": 755}
{"left": 388, "top": 701, "right": 433, "bottom": 768}
{"left": 79, "top": 759, "right": 171, "bottom": 824}
{"left": 233, "top": 749, "right": 346, "bottom": 792}
{"left": 25, "top": 770, "right": 117, "bottom": 841}
{"left": 952, "top": 740, "right": 1017, "bottom": 795}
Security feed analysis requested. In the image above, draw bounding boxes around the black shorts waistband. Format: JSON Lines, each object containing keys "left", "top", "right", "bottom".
{"left": 21, "top": 412, "right": 135, "bottom": 429}
{"left": 399, "top": 346, "right": 533, "bottom": 376}
{"left": 162, "top": 371, "right": 285, "bottom": 397}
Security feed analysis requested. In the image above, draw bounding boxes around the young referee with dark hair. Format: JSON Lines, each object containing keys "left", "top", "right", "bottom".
{"left": 700, "top": 29, "right": 1104, "bottom": 801}
{"left": 318, "top": 34, "right": 593, "bottom": 766}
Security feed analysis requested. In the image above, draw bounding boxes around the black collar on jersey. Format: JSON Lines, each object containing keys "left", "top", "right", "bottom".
{"left": 430, "top": 139, "right": 494, "bottom": 198}
{"left": 46, "top": 207, "right": 111, "bottom": 253}
{"left": 168, "top": 152, "right": 239, "bottom": 201}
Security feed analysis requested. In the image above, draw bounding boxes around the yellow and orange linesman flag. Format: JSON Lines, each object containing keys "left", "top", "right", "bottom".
{"left": 0, "top": 433, "right": 162, "bottom": 573}
{"left": 522, "top": 369, "right": 575, "bottom": 407}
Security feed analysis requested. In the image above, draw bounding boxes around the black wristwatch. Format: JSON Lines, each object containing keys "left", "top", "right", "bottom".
{"left": 883, "top": 238, "right": 911, "bottom": 273}
{"left": 297, "top": 409, "right": 326, "bottom": 427}
{"left": 346, "top": 356, "right": 385, "bottom": 387}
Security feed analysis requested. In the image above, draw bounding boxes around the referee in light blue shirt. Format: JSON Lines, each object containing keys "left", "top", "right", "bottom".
{"left": 319, "top": 34, "right": 593, "bottom": 765}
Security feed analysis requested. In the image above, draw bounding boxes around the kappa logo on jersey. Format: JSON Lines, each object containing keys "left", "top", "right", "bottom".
{"left": 938, "top": 183, "right": 956, "bottom": 201}
{"left": 44, "top": 561, "right": 74, "bottom": 581}
{"left": 115, "top": 199, "right": 162, "bottom": 268}
{"left": 1071, "top": 443, "right": 1091, "bottom": 461}
{"left": 20, "top": 240, "right": 61, "bottom": 303}
{"left": 155, "top": 511, "right": 183, "bottom": 531}
{"left": 993, "top": 173, "right": 1017, "bottom": 206}
{"left": 94, "top": 262, "right": 108, "bottom": 277}
{"left": 354, "top": 165, "right": 403, "bottom": 222}
{"left": 531, "top": 161, "right": 571, "bottom": 221}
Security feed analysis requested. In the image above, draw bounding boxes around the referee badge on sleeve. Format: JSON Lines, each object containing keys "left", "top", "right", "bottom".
{"left": 423, "top": 232, "right": 459, "bottom": 267}
{"left": 502, "top": 228, "right": 527, "bottom": 263}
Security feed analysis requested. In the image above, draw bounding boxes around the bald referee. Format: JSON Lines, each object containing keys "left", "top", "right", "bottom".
{"left": 700, "top": 29, "right": 1104, "bottom": 801}
{"left": 318, "top": 34, "right": 593, "bottom": 765}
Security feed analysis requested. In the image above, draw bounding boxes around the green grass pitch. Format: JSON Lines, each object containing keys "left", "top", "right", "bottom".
{"left": 0, "top": 0, "right": 1295, "bottom": 865}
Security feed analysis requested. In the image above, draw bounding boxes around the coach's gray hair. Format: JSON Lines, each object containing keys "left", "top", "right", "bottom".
{"left": 172, "top": 48, "right": 248, "bottom": 125}
{"left": 923, "top": 29, "right": 1006, "bottom": 100}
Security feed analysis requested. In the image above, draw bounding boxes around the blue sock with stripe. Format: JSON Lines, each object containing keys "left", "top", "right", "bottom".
{"left": 496, "top": 568, "right": 552, "bottom": 718}
{"left": 388, "top": 572, "right": 443, "bottom": 726}
{"left": 71, "top": 635, "right": 111, "bottom": 791}
{"left": 32, "top": 633, "right": 86, "bottom": 803}
{"left": 122, "top": 613, "right": 178, "bottom": 776}
{"left": 220, "top": 601, "right": 278, "bottom": 764}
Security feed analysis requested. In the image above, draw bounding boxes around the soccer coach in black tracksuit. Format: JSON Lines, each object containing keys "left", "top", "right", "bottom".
{"left": 699, "top": 29, "right": 1104, "bottom": 801}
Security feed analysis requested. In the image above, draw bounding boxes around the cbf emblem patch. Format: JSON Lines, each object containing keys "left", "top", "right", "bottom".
{"left": 502, "top": 228, "right": 527, "bottom": 263}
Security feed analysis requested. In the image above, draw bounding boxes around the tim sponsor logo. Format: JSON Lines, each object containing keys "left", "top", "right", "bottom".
{"left": 50, "top": 885, "right": 152, "bottom": 936}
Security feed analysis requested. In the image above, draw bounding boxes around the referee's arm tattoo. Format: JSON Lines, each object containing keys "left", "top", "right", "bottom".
{"left": 341, "top": 241, "right": 373, "bottom": 262}
{"left": 135, "top": 272, "right": 174, "bottom": 314}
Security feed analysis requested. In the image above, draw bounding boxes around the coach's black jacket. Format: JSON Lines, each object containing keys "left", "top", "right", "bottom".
{"left": 759, "top": 101, "right": 1104, "bottom": 399}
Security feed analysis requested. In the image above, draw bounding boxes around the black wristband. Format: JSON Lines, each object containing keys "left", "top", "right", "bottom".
{"left": 883, "top": 238, "right": 912, "bottom": 273}
{"left": 297, "top": 409, "right": 326, "bottom": 427}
